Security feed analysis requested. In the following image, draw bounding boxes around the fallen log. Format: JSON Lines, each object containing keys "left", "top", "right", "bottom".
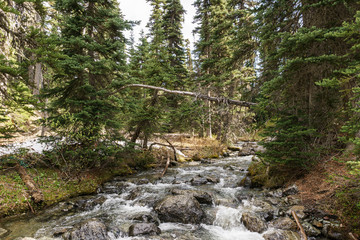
{"left": 16, "top": 163, "right": 44, "bottom": 204}
{"left": 291, "top": 210, "right": 308, "bottom": 240}
{"left": 119, "top": 84, "right": 257, "bottom": 108}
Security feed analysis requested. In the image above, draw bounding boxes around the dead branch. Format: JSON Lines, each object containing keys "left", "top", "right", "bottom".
{"left": 119, "top": 84, "right": 257, "bottom": 108}
{"left": 161, "top": 151, "right": 171, "bottom": 178}
{"left": 291, "top": 210, "right": 308, "bottom": 240}
{"left": 149, "top": 141, "right": 177, "bottom": 162}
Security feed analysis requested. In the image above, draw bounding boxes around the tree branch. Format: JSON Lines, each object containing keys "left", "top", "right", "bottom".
{"left": 119, "top": 84, "right": 257, "bottom": 107}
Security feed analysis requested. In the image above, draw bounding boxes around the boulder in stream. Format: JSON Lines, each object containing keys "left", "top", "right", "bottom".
{"left": 128, "top": 223, "right": 161, "bottom": 236}
{"left": 171, "top": 189, "right": 213, "bottom": 205}
{"left": 131, "top": 213, "right": 161, "bottom": 225}
{"left": 154, "top": 195, "right": 205, "bottom": 224}
{"left": 241, "top": 212, "right": 267, "bottom": 233}
{"left": 63, "top": 219, "right": 109, "bottom": 240}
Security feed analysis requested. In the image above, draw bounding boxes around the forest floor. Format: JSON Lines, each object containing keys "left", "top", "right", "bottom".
{"left": 294, "top": 154, "right": 360, "bottom": 234}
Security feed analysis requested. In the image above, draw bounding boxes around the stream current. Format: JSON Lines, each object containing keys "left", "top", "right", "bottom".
{"left": 2, "top": 154, "right": 302, "bottom": 240}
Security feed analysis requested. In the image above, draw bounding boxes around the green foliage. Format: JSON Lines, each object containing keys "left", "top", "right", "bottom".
{"left": 259, "top": 116, "right": 317, "bottom": 167}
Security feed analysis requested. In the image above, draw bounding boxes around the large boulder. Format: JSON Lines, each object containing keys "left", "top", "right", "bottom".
{"left": 63, "top": 219, "right": 109, "bottom": 240}
{"left": 171, "top": 189, "right": 213, "bottom": 205}
{"left": 154, "top": 195, "right": 205, "bottom": 224}
{"left": 263, "top": 230, "right": 300, "bottom": 240}
{"left": 241, "top": 212, "right": 267, "bottom": 233}
{"left": 128, "top": 223, "right": 161, "bottom": 236}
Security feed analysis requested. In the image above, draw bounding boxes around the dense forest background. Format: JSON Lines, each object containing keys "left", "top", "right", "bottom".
{"left": 1, "top": 0, "right": 360, "bottom": 233}
{"left": 1, "top": 0, "right": 359, "bottom": 168}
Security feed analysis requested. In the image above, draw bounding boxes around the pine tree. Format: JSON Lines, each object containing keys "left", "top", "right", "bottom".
{"left": 256, "top": 0, "right": 360, "bottom": 167}
{"left": 47, "top": 0, "right": 130, "bottom": 148}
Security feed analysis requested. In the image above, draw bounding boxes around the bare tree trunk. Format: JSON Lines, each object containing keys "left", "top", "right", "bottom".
{"left": 207, "top": 91, "right": 212, "bottom": 138}
{"left": 33, "top": 62, "right": 42, "bottom": 95}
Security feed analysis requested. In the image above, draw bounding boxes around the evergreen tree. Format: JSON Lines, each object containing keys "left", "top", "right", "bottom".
{"left": 47, "top": 0, "right": 130, "bottom": 148}
{"left": 256, "top": 0, "right": 360, "bottom": 167}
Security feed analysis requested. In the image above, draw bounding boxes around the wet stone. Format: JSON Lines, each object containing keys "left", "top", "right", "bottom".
{"left": 75, "top": 196, "right": 107, "bottom": 211}
{"left": 270, "top": 217, "right": 297, "bottom": 231}
{"left": 241, "top": 212, "right": 267, "bottom": 233}
{"left": 131, "top": 213, "right": 160, "bottom": 226}
{"left": 302, "top": 222, "right": 321, "bottom": 237}
{"left": 190, "top": 177, "right": 209, "bottom": 186}
{"left": 287, "top": 205, "right": 306, "bottom": 219}
{"left": 63, "top": 219, "right": 109, "bottom": 240}
{"left": 154, "top": 195, "right": 205, "bottom": 224}
{"left": 128, "top": 223, "right": 161, "bottom": 236}
{"left": 171, "top": 189, "right": 213, "bottom": 205}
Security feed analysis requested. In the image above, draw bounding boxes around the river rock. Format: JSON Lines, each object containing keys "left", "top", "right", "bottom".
{"left": 190, "top": 177, "right": 209, "bottom": 186}
{"left": 64, "top": 219, "right": 109, "bottom": 240}
{"left": 283, "top": 184, "right": 299, "bottom": 196}
{"left": 241, "top": 212, "right": 267, "bottom": 233}
{"left": 75, "top": 196, "right": 107, "bottom": 211}
{"left": 270, "top": 217, "right": 297, "bottom": 231}
{"left": 263, "top": 230, "right": 301, "bottom": 240}
{"left": 131, "top": 213, "right": 160, "bottom": 225}
{"left": 128, "top": 223, "right": 161, "bottom": 236}
{"left": 287, "top": 205, "right": 306, "bottom": 219}
{"left": 302, "top": 222, "right": 321, "bottom": 237}
{"left": 154, "top": 195, "right": 205, "bottom": 224}
{"left": 322, "top": 223, "right": 345, "bottom": 240}
{"left": 171, "top": 189, "right": 213, "bottom": 205}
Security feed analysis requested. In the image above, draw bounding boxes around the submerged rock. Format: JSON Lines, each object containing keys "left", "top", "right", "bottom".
{"left": 263, "top": 230, "right": 300, "bottom": 240}
{"left": 171, "top": 189, "right": 213, "bottom": 205}
{"left": 241, "top": 212, "right": 267, "bottom": 233}
{"left": 128, "top": 223, "right": 161, "bottom": 236}
{"left": 190, "top": 177, "right": 209, "bottom": 186}
{"left": 131, "top": 213, "right": 160, "bottom": 226}
{"left": 63, "top": 219, "right": 109, "bottom": 240}
{"left": 154, "top": 195, "right": 205, "bottom": 224}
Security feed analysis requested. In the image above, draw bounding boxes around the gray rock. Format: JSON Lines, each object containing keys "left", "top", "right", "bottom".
{"left": 302, "top": 222, "right": 321, "bottom": 237}
{"left": 190, "top": 177, "right": 209, "bottom": 186}
{"left": 270, "top": 217, "right": 297, "bottom": 231}
{"left": 206, "top": 176, "right": 220, "bottom": 183}
{"left": 287, "top": 205, "right": 306, "bottom": 219}
{"left": 75, "top": 196, "right": 107, "bottom": 211}
{"left": 171, "top": 189, "right": 213, "bottom": 205}
{"left": 267, "top": 189, "right": 283, "bottom": 198}
{"left": 263, "top": 230, "right": 301, "bottom": 240}
{"left": 128, "top": 223, "right": 161, "bottom": 236}
{"left": 64, "top": 219, "right": 109, "bottom": 240}
{"left": 283, "top": 184, "right": 299, "bottom": 196}
{"left": 241, "top": 212, "right": 267, "bottom": 233}
{"left": 322, "top": 224, "right": 345, "bottom": 240}
{"left": 131, "top": 213, "right": 160, "bottom": 225}
{"left": 154, "top": 195, "right": 205, "bottom": 224}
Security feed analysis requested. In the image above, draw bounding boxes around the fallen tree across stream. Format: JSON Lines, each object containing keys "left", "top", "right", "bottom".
{"left": 119, "top": 84, "right": 257, "bottom": 108}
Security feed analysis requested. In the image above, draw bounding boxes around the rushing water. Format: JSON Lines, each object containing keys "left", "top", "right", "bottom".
{"left": 1, "top": 154, "right": 308, "bottom": 240}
